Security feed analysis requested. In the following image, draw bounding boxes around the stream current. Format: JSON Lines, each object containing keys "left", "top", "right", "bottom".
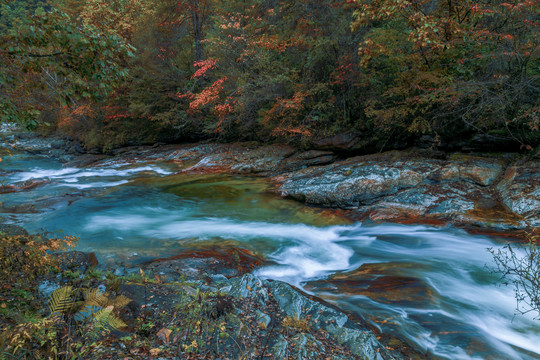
{"left": 1, "top": 132, "right": 539, "bottom": 360}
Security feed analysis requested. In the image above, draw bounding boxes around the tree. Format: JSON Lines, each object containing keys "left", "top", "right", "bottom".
{"left": 490, "top": 230, "right": 540, "bottom": 318}
{"left": 175, "top": 0, "right": 365, "bottom": 141}
{"left": 0, "top": 1, "right": 132, "bottom": 129}
{"left": 351, "top": 0, "right": 540, "bottom": 147}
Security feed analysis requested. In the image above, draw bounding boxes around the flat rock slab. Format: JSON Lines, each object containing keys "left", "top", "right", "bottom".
{"left": 272, "top": 150, "right": 538, "bottom": 231}
{"left": 142, "top": 244, "right": 267, "bottom": 281}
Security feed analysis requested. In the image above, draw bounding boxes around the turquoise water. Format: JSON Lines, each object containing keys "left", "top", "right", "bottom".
{"left": 1, "top": 132, "right": 539, "bottom": 359}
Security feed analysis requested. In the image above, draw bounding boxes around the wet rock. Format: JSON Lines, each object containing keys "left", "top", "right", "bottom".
{"left": 223, "top": 274, "right": 394, "bottom": 359}
{"left": 430, "top": 155, "right": 504, "bottom": 186}
{"left": 376, "top": 182, "right": 480, "bottom": 218}
{"left": 305, "top": 263, "right": 436, "bottom": 307}
{"left": 266, "top": 279, "right": 392, "bottom": 359}
{"left": 496, "top": 161, "right": 540, "bottom": 227}
{"left": 275, "top": 153, "right": 438, "bottom": 207}
{"left": 0, "top": 179, "right": 49, "bottom": 194}
{"left": 143, "top": 245, "right": 266, "bottom": 281}
{"left": 54, "top": 251, "right": 98, "bottom": 272}
{"left": 273, "top": 150, "right": 537, "bottom": 230}
{"left": 0, "top": 223, "right": 29, "bottom": 236}
{"left": 63, "top": 154, "right": 108, "bottom": 168}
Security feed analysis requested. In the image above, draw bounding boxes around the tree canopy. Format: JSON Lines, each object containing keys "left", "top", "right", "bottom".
{"left": 0, "top": 0, "right": 538, "bottom": 151}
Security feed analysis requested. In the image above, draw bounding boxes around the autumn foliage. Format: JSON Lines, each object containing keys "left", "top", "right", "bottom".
{"left": 1, "top": 0, "right": 538, "bottom": 151}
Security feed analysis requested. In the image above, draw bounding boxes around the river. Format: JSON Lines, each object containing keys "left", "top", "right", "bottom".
{"left": 1, "top": 128, "right": 539, "bottom": 360}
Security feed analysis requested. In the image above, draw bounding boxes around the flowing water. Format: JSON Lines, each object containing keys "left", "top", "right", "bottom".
{"left": 1, "top": 129, "right": 539, "bottom": 360}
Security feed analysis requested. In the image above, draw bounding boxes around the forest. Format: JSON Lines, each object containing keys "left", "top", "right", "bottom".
{"left": 1, "top": 0, "right": 538, "bottom": 153}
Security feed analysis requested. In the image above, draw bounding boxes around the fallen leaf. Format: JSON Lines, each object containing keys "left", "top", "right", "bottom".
{"left": 157, "top": 328, "right": 172, "bottom": 345}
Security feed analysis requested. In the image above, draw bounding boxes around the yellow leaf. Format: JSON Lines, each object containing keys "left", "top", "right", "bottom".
{"left": 149, "top": 348, "right": 161, "bottom": 356}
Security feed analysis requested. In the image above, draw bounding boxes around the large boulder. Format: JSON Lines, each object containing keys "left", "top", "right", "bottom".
{"left": 225, "top": 273, "right": 396, "bottom": 360}
{"left": 273, "top": 151, "right": 536, "bottom": 230}
{"left": 496, "top": 161, "right": 540, "bottom": 227}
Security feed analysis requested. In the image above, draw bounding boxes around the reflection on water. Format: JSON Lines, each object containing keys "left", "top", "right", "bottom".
{"left": 1, "top": 144, "right": 539, "bottom": 360}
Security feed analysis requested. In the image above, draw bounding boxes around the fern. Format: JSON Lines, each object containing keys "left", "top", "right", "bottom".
{"left": 110, "top": 295, "right": 132, "bottom": 309}
{"left": 93, "top": 306, "right": 128, "bottom": 330}
{"left": 48, "top": 286, "right": 73, "bottom": 315}
{"left": 83, "top": 288, "right": 109, "bottom": 308}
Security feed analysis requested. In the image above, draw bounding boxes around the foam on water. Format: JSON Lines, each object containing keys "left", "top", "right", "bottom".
{"left": 14, "top": 165, "right": 172, "bottom": 183}
{"left": 84, "top": 211, "right": 359, "bottom": 283}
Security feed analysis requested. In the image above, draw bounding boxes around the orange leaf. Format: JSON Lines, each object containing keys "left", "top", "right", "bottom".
{"left": 157, "top": 328, "right": 172, "bottom": 345}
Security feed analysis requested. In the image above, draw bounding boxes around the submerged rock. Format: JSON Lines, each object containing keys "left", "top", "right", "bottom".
{"left": 0, "top": 179, "right": 49, "bottom": 194}
{"left": 305, "top": 263, "right": 436, "bottom": 307}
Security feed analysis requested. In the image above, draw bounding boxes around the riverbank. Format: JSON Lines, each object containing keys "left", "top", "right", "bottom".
{"left": 7, "top": 130, "right": 537, "bottom": 234}
{"left": 0, "top": 224, "right": 422, "bottom": 359}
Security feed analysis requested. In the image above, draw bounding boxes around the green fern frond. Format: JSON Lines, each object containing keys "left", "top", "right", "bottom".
{"left": 48, "top": 286, "right": 73, "bottom": 315}
{"left": 93, "top": 307, "right": 127, "bottom": 330}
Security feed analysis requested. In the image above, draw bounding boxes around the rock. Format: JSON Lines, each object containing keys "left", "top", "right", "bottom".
{"left": 431, "top": 155, "right": 504, "bottom": 186}
{"left": 209, "top": 274, "right": 230, "bottom": 285}
{"left": 224, "top": 273, "right": 396, "bottom": 358}
{"left": 255, "top": 309, "right": 271, "bottom": 329}
{"left": 96, "top": 284, "right": 106, "bottom": 295}
{"left": 326, "top": 324, "right": 388, "bottom": 360}
{"left": 50, "top": 139, "right": 67, "bottom": 149}
{"left": 231, "top": 145, "right": 297, "bottom": 174}
{"left": 273, "top": 150, "right": 537, "bottom": 230}
{"left": 0, "top": 179, "right": 49, "bottom": 194}
{"left": 305, "top": 263, "right": 436, "bottom": 307}
{"left": 0, "top": 223, "right": 29, "bottom": 236}
{"left": 314, "top": 133, "right": 359, "bottom": 151}
{"left": 38, "top": 280, "right": 60, "bottom": 299}
{"left": 271, "top": 335, "right": 289, "bottom": 359}
{"left": 54, "top": 251, "right": 98, "bottom": 272}
{"left": 274, "top": 153, "right": 438, "bottom": 207}
{"left": 143, "top": 244, "right": 266, "bottom": 281}
{"left": 227, "top": 273, "right": 268, "bottom": 306}
{"left": 114, "top": 267, "right": 126, "bottom": 276}
{"left": 266, "top": 279, "right": 392, "bottom": 359}
{"left": 496, "top": 161, "right": 540, "bottom": 227}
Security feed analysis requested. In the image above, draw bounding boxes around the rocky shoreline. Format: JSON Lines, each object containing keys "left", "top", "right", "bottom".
{"left": 9, "top": 131, "right": 537, "bottom": 233}
{"left": 1, "top": 224, "right": 422, "bottom": 359}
